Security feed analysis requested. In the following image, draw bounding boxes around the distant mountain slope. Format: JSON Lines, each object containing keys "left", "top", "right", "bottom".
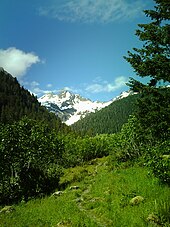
{"left": 38, "top": 90, "right": 111, "bottom": 125}
{"left": 0, "top": 68, "right": 66, "bottom": 129}
{"left": 38, "top": 90, "right": 136, "bottom": 125}
{"left": 72, "top": 94, "right": 138, "bottom": 135}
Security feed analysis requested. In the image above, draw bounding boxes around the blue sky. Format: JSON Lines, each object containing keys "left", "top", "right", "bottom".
{"left": 0, "top": 0, "right": 155, "bottom": 101}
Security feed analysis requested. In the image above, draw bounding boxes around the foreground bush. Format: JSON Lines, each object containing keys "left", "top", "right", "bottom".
{"left": 110, "top": 115, "right": 170, "bottom": 186}
{"left": 146, "top": 141, "right": 170, "bottom": 185}
{"left": 0, "top": 117, "right": 64, "bottom": 204}
{"left": 109, "top": 116, "right": 144, "bottom": 163}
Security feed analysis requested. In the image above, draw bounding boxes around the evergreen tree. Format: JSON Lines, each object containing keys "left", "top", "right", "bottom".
{"left": 124, "top": 0, "right": 170, "bottom": 88}
{"left": 124, "top": 0, "right": 170, "bottom": 142}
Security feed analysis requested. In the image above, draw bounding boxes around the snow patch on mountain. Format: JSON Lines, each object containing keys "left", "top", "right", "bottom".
{"left": 38, "top": 90, "right": 134, "bottom": 125}
{"left": 113, "top": 90, "right": 135, "bottom": 100}
{"left": 38, "top": 90, "right": 112, "bottom": 125}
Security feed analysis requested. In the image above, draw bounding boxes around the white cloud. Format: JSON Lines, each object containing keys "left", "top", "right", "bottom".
{"left": 30, "top": 85, "right": 83, "bottom": 97}
{"left": 46, "top": 83, "right": 53, "bottom": 88}
{"left": 30, "top": 87, "right": 44, "bottom": 96}
{"left": 30, "top": 87, "right": 57, "bottom": 97}
{"left": 85, "top": 76, "right": 127, "bottom": 93}
{"left": 39, "top": 0, "right": 145, "bottom": 24}
{"left": 62, "top": 86, "right": 75, "bottom": 92}
{"left": 31, "top": 81, "right": 40, "bottom": 87}
{"left": 0, "top": 47, "right": 41, "bottom": 78}
{"left": 25, "top": 76, "right": 127, "bottom": 98}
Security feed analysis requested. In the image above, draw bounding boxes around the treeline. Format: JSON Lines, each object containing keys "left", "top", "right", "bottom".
{"left": 72, "top": 94, "right": 138, "bottom": 135}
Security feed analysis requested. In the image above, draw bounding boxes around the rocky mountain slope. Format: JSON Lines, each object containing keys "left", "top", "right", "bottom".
{"left": 38, "top": 90, "right": 133, "bottom": 125}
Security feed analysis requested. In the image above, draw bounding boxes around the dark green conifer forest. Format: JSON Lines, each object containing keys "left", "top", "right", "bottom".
{"left": 72, "top": 93, "right": 138, "bottom": 135}
{"left": 0, "top": 68, "right": 69, "bottom": 131}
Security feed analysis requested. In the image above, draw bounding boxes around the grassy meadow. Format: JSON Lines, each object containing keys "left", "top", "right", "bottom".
{"left": 0, "top": 156, "right": 169, "bottom": 227}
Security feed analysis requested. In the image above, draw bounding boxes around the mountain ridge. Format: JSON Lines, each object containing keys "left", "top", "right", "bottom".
{"left": 38, "top": 90, "right": 134, "bottom": 125}
{"left": 38, "top": 90, "right": 112, "bottom": 125}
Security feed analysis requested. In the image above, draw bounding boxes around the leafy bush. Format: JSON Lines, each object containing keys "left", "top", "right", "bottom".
{"left": 109, "top": 116, "right": 170, "bottom": 185}
{"left": 0, "top": 117, "right": 64, "bottom": 204}
{"left": 147, "top": 141, "right": 170, "bottom": 185}
{"left": 109, "top": 115, "right": 144, "bottom": 164}
{"left": 60, "top": 133, "right": 117, "bottom": 168}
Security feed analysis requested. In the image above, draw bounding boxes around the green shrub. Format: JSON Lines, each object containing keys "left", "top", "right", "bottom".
{"left": 109, "top": 116, "right": 144, "bottom": 164}
{"left": 59, "top": 134, "right": 116, "bottom": 168}
{"left": 0, "top": 117, "right": 64, "bottom": 204}
{"left": 147, "top": 141, "right": 170, "bottom": 185}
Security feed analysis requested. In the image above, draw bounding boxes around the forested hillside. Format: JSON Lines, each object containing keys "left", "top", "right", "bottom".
{"left": 72, "top": 93, "right": 138, "bottom": 135}
{"left": 0, "top": 68, "right": 68, "bottom": 131}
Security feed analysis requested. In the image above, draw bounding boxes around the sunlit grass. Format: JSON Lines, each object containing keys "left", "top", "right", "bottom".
{"left": 0, "top": 156, "right": 169, "bottom": 227}
{"left": 83, "top": 165, "right": 170, "bottom": 226}
{"left": 0, "top": 193, "right": 97, "bottom": 226}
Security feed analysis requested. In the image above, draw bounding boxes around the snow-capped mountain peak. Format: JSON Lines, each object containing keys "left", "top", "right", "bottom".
{"left": 38, "top": 90, "right": 111, "bottom": 125}
{"left": 38, "top": 89, "right": 135, "bottom": 125}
